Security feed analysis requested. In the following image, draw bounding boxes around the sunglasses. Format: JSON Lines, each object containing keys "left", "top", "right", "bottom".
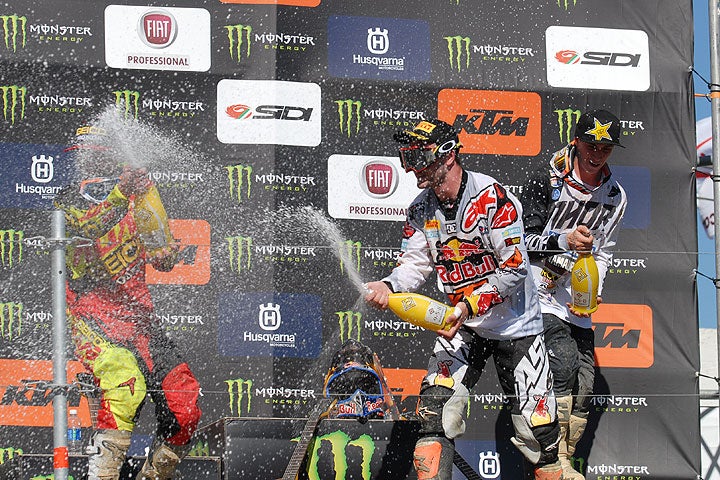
{"left": 398, "top": 139, "right": 458, "bottom": 173}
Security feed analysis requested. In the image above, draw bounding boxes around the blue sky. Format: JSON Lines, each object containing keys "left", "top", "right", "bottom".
{"left": 694, "top": 0, "right": 715, "bottom": 328}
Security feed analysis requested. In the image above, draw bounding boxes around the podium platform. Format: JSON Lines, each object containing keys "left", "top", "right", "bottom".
{"left": 0, "top": 418, "right": 422, "bottom": 480}
{"left": 0, "top": 453, "right": 221, "bottom": 480}
{"left": 195, "top": 416, "right": 422, "bottom": 479}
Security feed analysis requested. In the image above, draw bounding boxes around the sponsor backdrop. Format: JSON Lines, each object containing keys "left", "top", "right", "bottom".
{"left": 0, "top": 0, "right": 698, "bottom": 479}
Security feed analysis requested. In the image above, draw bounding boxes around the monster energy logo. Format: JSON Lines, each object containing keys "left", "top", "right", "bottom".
{"left": 0, "top": 85, "right": 26, "bottom": 124}
{"left": 0, "top": 229, "right": 23, "bottom": 266}
{"left": 30, "top": 476, "right": 75, "bottom": 480}
{"left": 227, "top": 236, "right": 252, "bottom": 271}
{"left": 226, "top": 164, "right": 252, "bottom": 202}
{"left": 187, "top": 439, "right": 209, "bottom": 457}
{"left": 113, "top": 90, "right": 140, "bottom": 119}
{"left": 336, "top": 310, "right": 362, "bottom": 342}
{"left": 0, "top": 302, "right": 22, "bottom": 341}
{"left": 0, "top": 15, "right": 26, "bottom": 52}
{"left": 307, "top": 431, "right": 375, "bottom": 480}
{"left": 225, "top": 24, "right": 252, "bottom": 60}
{"left": 557, "top": 0, "right": 577, "bottom": 10}
{"left": 339, "top": 240, "right": 361, "bottom": 274}
{"left": 225, "top": 378, "right": 252, "bottom": 415}
{"left": 444, "top": 35, "right": 471, "bottom": 71}
{"left": 555, "top": 108, "right": 581, "bottom": 144}
{"left": 335, "top": 99, "right": 361, "bottom": 137}
{"left": 0, "top": 447, "right": 23, "bottom": 465}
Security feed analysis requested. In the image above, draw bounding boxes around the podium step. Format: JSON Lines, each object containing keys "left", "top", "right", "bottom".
{"left": 195, "top": 417, "right": 421, "bottom": 479}
{"left": 0, "top": 453, "right": 221, "bottom": 480}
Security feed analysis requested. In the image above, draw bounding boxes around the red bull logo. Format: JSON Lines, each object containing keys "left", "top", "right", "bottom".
{"left": 437, "top": 238, "right": 485, "bottom": 262}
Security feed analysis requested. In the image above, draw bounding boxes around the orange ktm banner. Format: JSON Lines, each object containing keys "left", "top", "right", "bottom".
{"left": 438, "top": 89, "right": 542, "bottom": 156}
{"left": 383, "top": 368, "right": 425, "bottom": 402}
{"left": 220, "top": 0, "right": 320, "bottom": 5}
{"left": 146, "top": 219, "right": 211, "bottom": 286}
{"left": 593, "top": 303, "right": 654, "bottom": 368}
{"left": 0, "top": 359, "right": 91, "bottom": 427}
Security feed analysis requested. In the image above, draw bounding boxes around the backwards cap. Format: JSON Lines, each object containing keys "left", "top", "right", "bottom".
{"left": 393, "top": 118, "right": 460, "bottom": 147}
{"left": 574, "top": 109, "right": 625, "bottom": 148}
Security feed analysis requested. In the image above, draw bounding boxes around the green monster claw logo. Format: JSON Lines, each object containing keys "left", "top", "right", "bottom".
{"left": 0, "top": 302, "right": 23, "bottom": 341}
{"left": 444, "top": 35, "right": 471, "bottom": 71}
{"left": 0, "top": 15, "right": 26, "bottom": 52}
{"left": 0, "top": 86, "right": 26, "bottom": 124}
{"left": 306, "top": 431, "right": 375, "bottom": 480}
{"left": 335, "top": 310, "right": 362, "bottom": 343}
{"left": 334, "top": 99, "right": 361, "bottom": 137}
{"left": 225, "top": 24, "right": 252, "bottom": 61}
{"left": 113, "top": 90, "right": 140, "bottom": 120}
{"left": 0, "top": 229, "right": 23, "bottom": 266}
{"left": 554, "top": 108, "right": 581, "bottom": 144}
{"left": 187, "top": 439, "right": 209, "bottom": 457}
{"left": 557, "top": 0, "right": 577, "bottom": 10}
{"left": 339, "top": 240, "right": 361, "bottom": 274}
{"left": 226, "top": 236, "right": 252, "bottom": 272}
{"left": 225, "top": 164, "right": 253, "bottom": 202}
{"left": 225, "top": 378, "right": 253, "bottom": 415}
{"left": 0, "top": 447, "right": 23, "bottom": 465}
{"left": 30, "top": 476, "right": 75, "bottom": 480}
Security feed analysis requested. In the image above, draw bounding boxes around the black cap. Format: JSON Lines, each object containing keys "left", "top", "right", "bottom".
{"left": 574, "top": 109, "right": 624, "bottom": 148}
{"left": 394, "top": 118, "right": 460, "bottom": 147}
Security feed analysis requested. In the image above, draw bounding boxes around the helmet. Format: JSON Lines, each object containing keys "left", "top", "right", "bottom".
{"left": 65, "top": 125, "right": 126, "bottom": 181}
{"left": 394, "top": 119, "right": 461, "bottom": 172}
{"left": 323, "top": 339, "right": 389, "bottom": 419}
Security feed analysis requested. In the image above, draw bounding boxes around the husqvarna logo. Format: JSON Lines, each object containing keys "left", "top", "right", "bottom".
{"left": 258, "top": 303, "right": 281, "bottom": 331}
{"left": 30, "top": 155, "right": 54, "bottom": 183}
{"left": 366, "top": 27, "right": 388, "bottom": 54}
{"left": 478, "top": 451, "right": 501, "bottom": 478}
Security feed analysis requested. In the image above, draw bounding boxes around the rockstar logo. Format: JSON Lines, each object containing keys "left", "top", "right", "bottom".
{"left": 585, "top": 118, "right": 613, "bottom": 142}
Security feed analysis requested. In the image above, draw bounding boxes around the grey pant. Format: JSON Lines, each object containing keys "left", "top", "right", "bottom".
{"left": 543, "top": 313, "right": 595, "bottom": 415}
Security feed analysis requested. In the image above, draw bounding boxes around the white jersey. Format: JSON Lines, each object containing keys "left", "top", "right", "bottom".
{"left": 521, "top": 145, "right": 627, "bottom": 329}
{"left": 383, "top": 170, "right": 542, "bottom": 340}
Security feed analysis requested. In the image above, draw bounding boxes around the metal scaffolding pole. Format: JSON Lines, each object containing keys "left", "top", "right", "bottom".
{"left": 51, "top": 210, "right": 69, "bottom": 480}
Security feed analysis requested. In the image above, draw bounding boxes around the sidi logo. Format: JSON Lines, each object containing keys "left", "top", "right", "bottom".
{"left": 593, "top": 304, "right": 654, "bottom": 368}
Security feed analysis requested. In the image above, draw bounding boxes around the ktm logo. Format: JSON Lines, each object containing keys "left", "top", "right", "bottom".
{"left": 220, "top": 0, "right": 320, "bottom": 5}
{"left": 593, "top": 304, "right": 653, "bottom": 368}
{"left": 146, "top": 219, "right": 211, "bottom": 285}
{"left": 0, "top": 359, "right": 89, "bottom": 427}
{"left": 437, "top": 89, "right": 541, "bottom": 156}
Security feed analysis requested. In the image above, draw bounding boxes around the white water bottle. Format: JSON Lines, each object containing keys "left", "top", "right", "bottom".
{"left": 67, "top": 408, "right": 83, "bottom": 455}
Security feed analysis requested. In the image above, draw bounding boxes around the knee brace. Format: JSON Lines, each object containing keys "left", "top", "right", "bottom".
{"left": 413, "top": 436, "right": 454, "bottom": 480}
{"left": 416, "top": 384, "right": 469, "bottom": 439}
{"left": 87, "top": 429, "right": 131, "bottom": 480}
{"left": 511, "top": 414, "right": 560, "bottom": 466}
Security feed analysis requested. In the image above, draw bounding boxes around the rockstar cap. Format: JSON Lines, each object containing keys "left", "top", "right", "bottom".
{"left": 393, "top": 118, "right": 460, "bottom": 146}
{"left": 574, "top": 109, "right": 625, "bottom": 148}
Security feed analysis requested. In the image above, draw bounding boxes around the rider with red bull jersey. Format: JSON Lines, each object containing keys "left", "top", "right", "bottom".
{"left": 365, "top": 119, "right": 563, "bottom": 480}
{"left": 54, "top": 125, "right": 202, "bottom": 480}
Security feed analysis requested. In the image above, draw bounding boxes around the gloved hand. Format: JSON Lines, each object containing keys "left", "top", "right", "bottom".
{"left": 464, "top": 284, "right": 503, "bottom": 317}
{"left": 117, "top": 165, "right": 151, "bottom": 197}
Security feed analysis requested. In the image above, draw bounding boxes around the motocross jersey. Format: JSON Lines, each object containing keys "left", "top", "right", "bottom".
{"left": 521, "top": 145, "right": 627, "bottom": 329}
{"left": 54, "top": 182, "right": 176, "bottom": 342}
{"left": 383, "top": 170, "right": 541, "bottom": 340}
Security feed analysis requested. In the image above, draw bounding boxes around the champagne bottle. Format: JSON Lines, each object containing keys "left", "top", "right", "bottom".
{"left": 387, "top": 292, "right": 461, "bottom": 332}
{"left": 134, "top": 185, "right": 173, "bottom": 249}
{"left": 570, "top": 252, "right": 599, "bottom": 314}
